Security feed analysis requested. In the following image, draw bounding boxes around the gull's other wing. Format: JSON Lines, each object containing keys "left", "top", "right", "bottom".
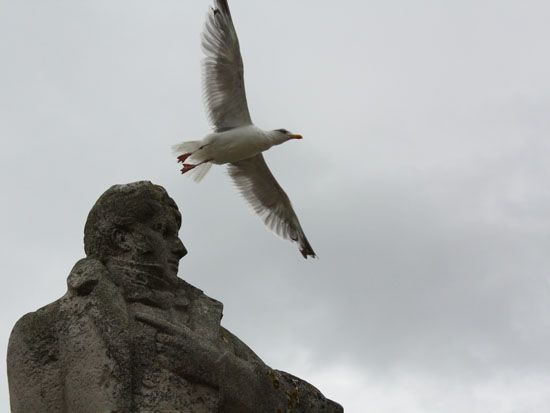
{"left": 227, "top": 154, "right": 316, "bottom": 259}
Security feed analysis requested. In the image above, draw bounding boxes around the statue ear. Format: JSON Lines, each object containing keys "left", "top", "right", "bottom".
{"left": 112, "top": 228, "right": 132, "bottom": 252}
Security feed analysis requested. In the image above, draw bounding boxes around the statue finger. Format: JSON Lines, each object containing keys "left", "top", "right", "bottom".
{"left": 135, "top": 312, "right": 180, "bottom": 335}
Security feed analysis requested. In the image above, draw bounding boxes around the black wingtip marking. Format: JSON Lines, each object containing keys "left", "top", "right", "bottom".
{"left": 300, "top": 246, "right": 317, "bottom": 259}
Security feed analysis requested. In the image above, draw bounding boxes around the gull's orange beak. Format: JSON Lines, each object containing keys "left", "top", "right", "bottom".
{"left": 290, "top": 134, "right": 303, "bottom": 140}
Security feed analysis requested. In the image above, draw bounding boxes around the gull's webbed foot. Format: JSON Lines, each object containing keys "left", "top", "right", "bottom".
{"left": 177, "top": 153, "right": 192, "bottom": 164}
{"left": 181, "top": 164, "right": 196, "bottom": 174}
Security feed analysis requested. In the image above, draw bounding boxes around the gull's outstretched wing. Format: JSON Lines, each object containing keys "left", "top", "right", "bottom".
{"left": 202, "top": 0, "right": 252, "bottom": 132}
{"left": 227, "top": 154, "right": 316, "bottom": 259}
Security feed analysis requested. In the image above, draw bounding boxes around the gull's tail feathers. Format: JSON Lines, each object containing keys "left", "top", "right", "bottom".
{"left": 171, "top": 140, "right": 203, "bottom": 156}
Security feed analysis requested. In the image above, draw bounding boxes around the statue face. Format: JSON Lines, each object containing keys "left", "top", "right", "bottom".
{"left": 117, "top": 205, "right": 187, "bottom": 278}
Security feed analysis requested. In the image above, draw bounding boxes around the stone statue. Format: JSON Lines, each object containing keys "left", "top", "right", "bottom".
{"left": 7, "top": 181, "right": 343, "bottom": 412}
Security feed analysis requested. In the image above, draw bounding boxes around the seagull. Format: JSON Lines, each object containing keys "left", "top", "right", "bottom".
{"left": 172, "top": 0, "right": 316, "bottom": 259}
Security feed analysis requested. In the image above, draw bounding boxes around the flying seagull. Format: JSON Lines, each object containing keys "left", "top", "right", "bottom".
{"left": 173, "top": 0, "right": 315, "bottom": 259}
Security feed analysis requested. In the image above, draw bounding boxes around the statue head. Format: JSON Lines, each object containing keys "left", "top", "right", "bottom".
{"left": 84, "top": 181, "right": 187, "bottom": 279}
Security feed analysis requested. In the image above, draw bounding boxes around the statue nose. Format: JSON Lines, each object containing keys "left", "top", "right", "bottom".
{"left": 173, "top": 238, "right": 187, "bottom": 258}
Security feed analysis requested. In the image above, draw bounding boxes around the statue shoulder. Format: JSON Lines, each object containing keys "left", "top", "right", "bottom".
{"left": 8, "top": 257, "right": 126, "bottom": 363}
{"left": 9, "top": 300, "right": 61, "bottom": 357}
{"left": 8, "top": 300, "right": 63, "bottom": 412}
{"left": 8, "top": 257, "right": 118, "bottom": 365}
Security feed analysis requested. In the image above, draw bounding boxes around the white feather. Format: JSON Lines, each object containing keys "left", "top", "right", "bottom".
{"left": 171, "top": 140, "right": 203, "bottom": 156}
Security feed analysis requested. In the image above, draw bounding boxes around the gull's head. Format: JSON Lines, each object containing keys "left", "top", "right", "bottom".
{"left": 269, "top": 128, "right": 303, "bottom": 145}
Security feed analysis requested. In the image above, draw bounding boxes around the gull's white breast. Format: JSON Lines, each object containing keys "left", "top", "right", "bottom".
{"left": 201, "top": 125, "right": 270, "bottom": 164}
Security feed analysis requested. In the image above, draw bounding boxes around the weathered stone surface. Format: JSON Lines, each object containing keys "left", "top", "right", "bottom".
{"left": 7, "top": 181, "right": 343, "bottom": 412}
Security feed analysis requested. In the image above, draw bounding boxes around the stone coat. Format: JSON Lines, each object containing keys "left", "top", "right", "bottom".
{"left": 8, "top": 258, "right": 343, "bottom": 413}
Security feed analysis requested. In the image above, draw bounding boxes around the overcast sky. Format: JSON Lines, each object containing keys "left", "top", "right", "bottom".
{"left": 2, "top": 0, "right": 550, "bottom": 411}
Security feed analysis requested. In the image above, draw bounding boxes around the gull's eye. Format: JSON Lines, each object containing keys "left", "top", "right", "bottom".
{"left": 276, "top": 128, "right": 288, "bottom": 134}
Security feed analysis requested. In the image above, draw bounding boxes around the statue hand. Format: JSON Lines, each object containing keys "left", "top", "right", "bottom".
{"left": 135, "top": 311, "right": 220, "bottom": 385}
{"left": 134, "top": 312, "right": 278, "bottom": 410}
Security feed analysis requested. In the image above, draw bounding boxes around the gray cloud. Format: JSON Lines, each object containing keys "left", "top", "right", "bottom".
{"left": 2, "top": 0, "right": 550, "bottom": 411}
